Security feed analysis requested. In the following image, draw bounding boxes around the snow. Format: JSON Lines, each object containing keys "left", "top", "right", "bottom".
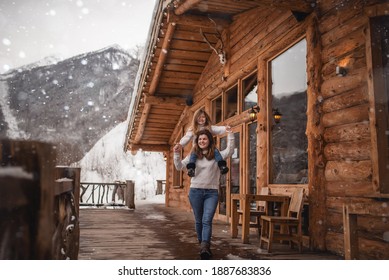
{"left": 71, "top": 121, "right": 166, "bottom": 202}
{"left": 0, "top": 80, "right": 29, "bottom": 139}
{"left": 0, "top": 166, "right": 33, "bottom": 180}
{"left": 225, "top": 253, "right": 246, "bottom": 260}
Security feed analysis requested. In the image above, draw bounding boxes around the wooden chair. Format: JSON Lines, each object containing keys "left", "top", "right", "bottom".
{"left": 259, "top": 188, "right": 304, "bottom": 253}
{"left": 237, "top": 187, "right": 269, "bottom": 236}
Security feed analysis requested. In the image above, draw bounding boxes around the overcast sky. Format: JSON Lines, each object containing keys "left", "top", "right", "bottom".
{"left": 0, "top": 0, "right": 157, "bottom": 74}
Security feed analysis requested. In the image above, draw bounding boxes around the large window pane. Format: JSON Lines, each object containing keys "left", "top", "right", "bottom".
{"left": 371, "top": 16, "right": 389, "bottom": 193}
{"left": 225, "top": 85, "right": 238, "bottom": 119}
{"left": 243, "top": 72, "right": 258, "bottom": 111}
{"left": 248, "top": 122, "right": 257, "bottom": 194}
{"left": 270, "top": 39, "right": 308, "bottom": 184}
{"left": 211, "top": 95, "right": 222, "bottom": 123}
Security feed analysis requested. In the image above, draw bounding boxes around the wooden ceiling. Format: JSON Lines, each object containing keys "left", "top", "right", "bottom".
{"left": 125, "top": 0, "right": 315, "bottom": 152}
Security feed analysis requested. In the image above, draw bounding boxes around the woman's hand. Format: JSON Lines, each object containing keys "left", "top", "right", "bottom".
{"left": 225, "top": 125, "right": 232, "bottom": 133}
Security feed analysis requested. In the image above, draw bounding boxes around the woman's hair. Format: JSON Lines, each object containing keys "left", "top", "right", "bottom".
{"left": 191, "top": 108, "right": 213, "bottom": 134}
{"left": 193, "top": 129, "right": 215, "bottom": 160}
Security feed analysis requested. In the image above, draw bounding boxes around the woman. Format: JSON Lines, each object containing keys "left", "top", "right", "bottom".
{"left": 173, "top": 128, "right": 234, "bottom": 259}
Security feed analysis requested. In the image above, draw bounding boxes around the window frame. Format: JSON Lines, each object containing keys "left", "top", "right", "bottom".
{"left": 367, "top": 15, "right": 389, "bottom": 194}
{"left": 241, "top": 70, "right": 259, "bottom": 113}
{"left": 265, "top": 38, "right": 308, "bottom": 187}
{"left": 223, "top": 83, "right": 239, "bottom": 120}
{"left": 211, "top": 94, "right": 223, "bottom": 124}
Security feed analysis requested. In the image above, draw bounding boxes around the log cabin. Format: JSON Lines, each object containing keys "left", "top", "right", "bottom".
{"left": 124, "top": 0, "right": 389, "bottom": 259}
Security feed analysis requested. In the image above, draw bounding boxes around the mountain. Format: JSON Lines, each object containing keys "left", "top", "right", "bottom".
{"left": 0, "top": 45, "right": 139, "bottom": 164}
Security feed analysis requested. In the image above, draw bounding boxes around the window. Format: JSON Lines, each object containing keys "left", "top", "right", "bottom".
{"left": 211, "top": 95, "right": 222, "bottom": 123}
{"left": 243, "top": 71, "right": 258, "bottom": 112}
{"left": 210, "top": 70, "right": 257, "bottom": 123}
{"left": 370, "top": 16, "right": 389, "bottom": 193}
{"left": 269, "top": 39, "right": 308, "bottom": 185}
{"left": 225, "top": 85, "right": 238, "bottom": 119}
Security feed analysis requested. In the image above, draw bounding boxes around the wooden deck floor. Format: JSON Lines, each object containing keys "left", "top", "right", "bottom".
{"left": 78, "top": 200, "right": 342, "bottom": 260}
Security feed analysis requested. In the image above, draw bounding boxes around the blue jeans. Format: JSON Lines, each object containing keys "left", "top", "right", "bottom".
{"left": 189, "top": 148, "right": 223, "bottom": 164}
{"left": 188, "top": 188, "right": 219, "bottom": 243}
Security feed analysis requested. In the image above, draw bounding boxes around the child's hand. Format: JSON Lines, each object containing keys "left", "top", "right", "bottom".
{"left": 173, "top": 144, "right": 182, "bottom": 153}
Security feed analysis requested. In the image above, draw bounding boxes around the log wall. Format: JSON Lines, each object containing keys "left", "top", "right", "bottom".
{"left": 318, "top": 0, "right": 389, "bottom": 259}
{"left": 167, "top": 0, "right": 389, "bottom": 259}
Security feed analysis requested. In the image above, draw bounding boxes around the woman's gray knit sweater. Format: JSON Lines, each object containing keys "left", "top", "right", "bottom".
{"left": 174, "top": 132, "right": 234, "bottom": 190}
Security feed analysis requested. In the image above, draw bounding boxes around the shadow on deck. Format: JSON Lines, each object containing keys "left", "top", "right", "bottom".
{"left": 78, "top": 201, "right": 342, "bottom": 260}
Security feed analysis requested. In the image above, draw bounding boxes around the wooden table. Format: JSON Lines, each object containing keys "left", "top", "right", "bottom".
{"left": 231, "top": 193, "right": 290, "bottom": 243}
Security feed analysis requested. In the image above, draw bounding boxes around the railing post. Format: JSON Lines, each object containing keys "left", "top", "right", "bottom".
{"left": 156, "top": 180, "right": 162, "bottom": 195}
{"left": 54, "top": 166, "right": 81, "bottom": 259}
{"left": 125, "top": 180, "right": 135, "bottom": 209}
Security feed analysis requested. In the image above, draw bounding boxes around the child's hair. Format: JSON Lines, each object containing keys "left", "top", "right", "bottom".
{"left": 193, "top": 129, "right": 215, "bottom": 160}
{"left": 191, "top": 108, "right": 213, "bottom": 134}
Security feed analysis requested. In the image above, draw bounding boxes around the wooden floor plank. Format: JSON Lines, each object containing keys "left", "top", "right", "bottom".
{"left": 78, "top": 201, "right": 342, "bottom": 260}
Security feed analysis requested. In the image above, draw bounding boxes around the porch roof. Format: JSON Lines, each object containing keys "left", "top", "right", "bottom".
{"left": 124, "top": 0, "right": 315, "bottom": 152}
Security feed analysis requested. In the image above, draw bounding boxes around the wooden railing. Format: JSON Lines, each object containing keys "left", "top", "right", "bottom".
{"left": 156, "top": 180, "right": 166, "bottom": 195}
{"left": 53, "top": 166, "right": 80, "bottom": 260}
{"left": 0, "top": 140, "right": 80, "bottom": 259}
{"left": 80, "top": 181, "right": 135, "bottom": 209}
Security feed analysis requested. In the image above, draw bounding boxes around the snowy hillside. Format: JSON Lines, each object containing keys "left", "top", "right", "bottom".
{"left": 72, "top": 121, "right": 166, "bottom": 200}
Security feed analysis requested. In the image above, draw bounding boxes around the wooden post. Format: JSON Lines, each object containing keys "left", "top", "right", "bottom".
{"left": 53, "top": 166, "right": 81, "bottom": 260}
{"left": 55, "top": 167, "right": 81, "bottom": 210}
{"left": 343, "top": 205, "right": 359, "bottom": 260}
{"left": 156, "top": 180, "right": 165, "bottom": 195}
{"left": 156, "top": 180, "right": 161, "bottom": 195}
{"left": 125, "top": 180, "right": 135, "bottom": 209}
{"left": 230, "top": 195, "right": 239, "bottom": 238}
{"left": 306, "top": 13, "right": 326, "bottom": 250}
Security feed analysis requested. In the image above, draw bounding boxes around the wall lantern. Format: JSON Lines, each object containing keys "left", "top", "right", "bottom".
{"left": 336, "top": 65, "right": 348, "bottom": 77}
{"left": 248, "top": 105, "right": 260, "bottom": 122}
{"left": 272, "top": 108, "right": 282, "bottom": 124}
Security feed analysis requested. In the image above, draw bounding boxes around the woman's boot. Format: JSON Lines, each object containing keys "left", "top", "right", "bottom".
{"left": 200, "top": 241, "right": 212, "bottom": 260}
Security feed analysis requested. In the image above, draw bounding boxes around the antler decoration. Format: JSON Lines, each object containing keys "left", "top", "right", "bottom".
{"left": 200, "top": 17, "right": 227, "bottom": 65}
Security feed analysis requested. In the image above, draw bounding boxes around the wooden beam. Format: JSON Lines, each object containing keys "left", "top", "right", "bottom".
{"left": 129, "top": 143, "right": 170, "bottom": 152}
{"left": 255, "top": 0, "right": 315, "bottom": 13}
{"left": 134, "top": 103, "right": 150, "bottom": 144}
{"left": 174, "top": 0, "right": 314, "bottom": 15}
{"left": 174, "top": 0, "right": 202, "bottom": 15}
{"left": 144, "top": 95, "right": 187, "bottom": 107}
{"left": 148, "top": 21, "right": 176, "bottom": 96}
{"left": 168, "top": 12, "right": 230, "bottom": 29}
{"left": 306, "top": 13, "right": 326, "bottom": 251}
{"left": 364, "top": 3, "right": 389, "bottom": 17}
